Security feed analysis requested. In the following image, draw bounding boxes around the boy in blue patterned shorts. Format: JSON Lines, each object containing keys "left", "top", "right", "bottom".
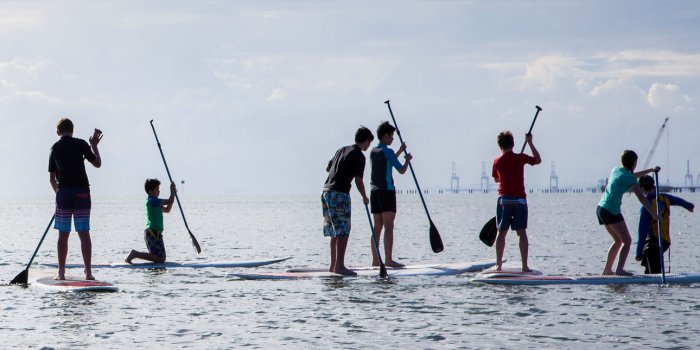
{"left": 49, "top": 118, "right": 102, "bottom": 280}
{"left": 125, "top": 179, "right": 176, "bottom": 264}
{"left": 322, "top": 126, "right": 374, "bottom": 275}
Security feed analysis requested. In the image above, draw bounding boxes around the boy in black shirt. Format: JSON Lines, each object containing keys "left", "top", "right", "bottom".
{"left": 48, "top": 118, "right": 102, "bottom": 280}
{"left": 322, "top": 126, "right": 374, "bottom": 275}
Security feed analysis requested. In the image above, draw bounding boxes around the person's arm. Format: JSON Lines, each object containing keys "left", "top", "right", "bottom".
{"left": 636, "top": 208, "right": 652, "bottom": 259}
{"left": 162, "top": 181, "right": 176, "bottom": 213}
{"left": 492, "top": 163, "right": 499, "bottom": 183}
{"left": 49, "top": 172, "right": 58, "bottom": 193}
{"left": 665, "top": 194, "right": 695, "bottom": 212}
{"left": 88, "top": 129, "right": 103, "bottom": 168}
{"left": 398, "top": 153, "right": 412, "bottom": 174}
{"left": 633, "top": 166, "right": 660, "bottom": 178}
{"left": 396, "top": 142, "right": 406, "bottom": 157}
{"left": 355, "top": 176, "right": 369, "bottom": 205}
{"left": 326, "top": 160, "right": 332, "bottom": 173}
{"left": 632, "top": 184, "right": 657, "bottom": 220}
{"left": 525, "top": 134, "right": 541, "bottom": 165}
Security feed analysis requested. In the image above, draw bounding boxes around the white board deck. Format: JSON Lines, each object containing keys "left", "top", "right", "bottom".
{"left": 229, "top": 260, "right": 497, "bottom": 280}
{"left": 32, "top": 276, "right": 119, "bottom": 292}
{"left": 286, "top": 260, "right": 496, "bottom": 273}
{"left": 472, "top": 272, "right": 700, "bottom": 285}
{"left": 40, "top": 257, "right": 292, "bottom": 269}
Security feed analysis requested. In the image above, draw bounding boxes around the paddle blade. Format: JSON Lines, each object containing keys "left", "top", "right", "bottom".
{"left": 479, "top": 216, "right": 498, "bottom": 247}
{"left": 379, "top": 264, "right": 388, "bottom": 278}
{"left": 189, "top": 231, "right": 202, "bottom": 254}
{"left": 429, "top": 221, "right": 444, "bottom": 253}
{"left": 10, "top": 269, "right": 28, "bottom": 285}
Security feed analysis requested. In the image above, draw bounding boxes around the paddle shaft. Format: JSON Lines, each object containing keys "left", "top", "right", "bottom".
{"left": 653, "top": 171, "right": 666, "bottom": 284}
{"left": 26, "top": 215, "right": 55, "bottom": 269}
{"left": 384, "top": 100, "right": 433, "bottom": 221}
{"left": 149, "top": 120, "right": 201, "bottom": 254}
{"left": 365, "top": 203, "right": 388, "bottom": 278}
{"left": 519, "top": 106, "right": 542, "bottom": 154}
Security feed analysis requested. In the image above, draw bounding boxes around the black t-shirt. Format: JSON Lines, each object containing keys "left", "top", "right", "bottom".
{"left": 323, "top": 145, "right": 365, "bottom": 194}
{"left": 48, "top": 136, "right": 97, "bottom": 189}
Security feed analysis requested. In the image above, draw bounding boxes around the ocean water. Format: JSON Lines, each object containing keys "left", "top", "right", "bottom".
{"left": 1, "top": 192, "right": 699, "bottom": 349}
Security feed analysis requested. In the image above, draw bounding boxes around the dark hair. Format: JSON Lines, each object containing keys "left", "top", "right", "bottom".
{"left": 376, "top": 121, "right": 396, "bottom": 140}
{"left": 145, "top": 178, "right": 161, "bottom": 194}
{"left": 497, "top": 131, "right": 514, "bottom": 150}
{"left": 621, "top": 150, "right": 638, "bottom": 170}
{"left": 57, "top": 118, "right": 74, "bottom": 134}
{"left": 639, "top": 175, "right": 655, "bottom": 191}
{"left": 355, "top": 126, "right": 374, "bottom": 144}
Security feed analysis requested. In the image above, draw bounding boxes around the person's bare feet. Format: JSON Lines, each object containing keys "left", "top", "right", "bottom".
{"left": 602, "top": 269, "right": 615, "bottom": 275}
{"left": 615, "top": 270, "right": 634, "bottom": 276}
{"left": 54, "top": 273, "right": 66, "bottom": 280}
{"left": 125, "top": 250, "right": 137, "bottom": 264}
{"left": 85, "top": 273, "right": 95, "bottom": 280}
{"left": 385, "top": 260, "right": 405, "bottom": 268}
{"left": 333, "top": 266, "right": 357, "bottom": 276}
{"left": 522, "top": 266, "right": 532, "bottom": 273}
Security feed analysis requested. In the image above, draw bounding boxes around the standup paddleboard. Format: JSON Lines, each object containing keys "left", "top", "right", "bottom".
{"left": 286, "top": 260, "right": 497, "bottom": 273}
{"left": 41, "top": 257, "right": 292, "bottom": 269}
{"left": 229, "top": 260, "right": 497, "bottom": 280}
{"left": 33, "top": 276, "right": 119, "bottom": 292}
{"left": 472, "top": 271, "right": 700, "bottom": 285}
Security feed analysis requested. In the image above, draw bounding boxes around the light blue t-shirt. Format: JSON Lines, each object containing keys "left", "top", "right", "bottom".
{"left": 598, "top": 166, "right": 638, "bottom": 215}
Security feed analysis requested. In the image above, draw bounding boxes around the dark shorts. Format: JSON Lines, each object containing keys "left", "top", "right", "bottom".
{"left": 370, "top": 190, "right": 397, "bottom": 214}
{"left": 496, "top": 196, "right": 528, "bottom": 231}
{"left": 144, "top": 229, "right": 166, "bottom": 258}
{"left": 55, "top": 187, "right": 91, "bottom": 232}
{"left": 596, "top": 206, "right": 624, "bottom": 225}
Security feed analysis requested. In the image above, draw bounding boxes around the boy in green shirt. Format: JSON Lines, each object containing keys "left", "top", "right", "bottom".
{"left": 125, "top": 179, "right": 176, "bottom": 263}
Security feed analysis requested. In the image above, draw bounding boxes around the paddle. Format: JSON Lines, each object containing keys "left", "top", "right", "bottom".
{"left": 365, "top": 203, "right": 388, "bottom": 278}
{"left": 10, "top": 215, "right": 55, "bottom": 285}
{"left": 653, "top": 171, "right": 666, "bottom": 284}
{"left": 384, "top": 100, "right": 444, "bottom": 253}
{"left": 149, "top": 120, "right": 202, "bottom": 254}
{"left": 479, "top": 105, "right": 542, "bottom": 246}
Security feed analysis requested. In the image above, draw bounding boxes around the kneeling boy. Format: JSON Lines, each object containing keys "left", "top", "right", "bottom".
{"left": 126, "top": 179, "right": 176, "bottom": 264}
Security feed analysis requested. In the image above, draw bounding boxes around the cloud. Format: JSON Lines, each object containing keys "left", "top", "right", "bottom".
{"left": 266, "top": 87, "right": 286, "bottom": 101}
{"left": 646, "top": 82, "right": 693, "bottom": 111}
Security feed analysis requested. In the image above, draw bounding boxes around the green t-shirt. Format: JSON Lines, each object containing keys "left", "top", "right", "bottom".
{"left": 146, "top": 196, "right": 164, "bottom": 231}
{"left": 598, "top": 166, "right": 637, "bottom": 215}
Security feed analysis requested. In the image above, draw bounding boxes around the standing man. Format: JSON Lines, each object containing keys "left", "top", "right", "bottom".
{"left": 322, "top": 126, "right": 374, "bottom": 275}
{"left": 49, "top": 118, "right": 102, "bottom": 280}
{"left": 492, "top": 131, "right": 541, "bottom": 272}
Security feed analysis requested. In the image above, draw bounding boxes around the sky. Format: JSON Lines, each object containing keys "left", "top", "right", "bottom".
{"left": 0, "top": 0, "right": 699, "bottom": 195}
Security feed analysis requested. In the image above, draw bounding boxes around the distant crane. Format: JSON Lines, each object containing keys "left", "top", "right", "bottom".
{"left": 450, "top": 162, "right": 460, "bottom": 192}
{"left": 480, "top": 161, "right": 489, "bottom": 192}
{"left": 642, "top": 117, "right": 669, "bottom": 169}
{"left": 549, "top": 161, "right": 559, "bottom": 192}
{"left": 685, "top": 160, "right": 693, "bottom": 187}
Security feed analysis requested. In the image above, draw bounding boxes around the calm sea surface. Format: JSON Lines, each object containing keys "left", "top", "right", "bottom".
{"left": 1, "top": 192, "right": 699, "bottom": 349}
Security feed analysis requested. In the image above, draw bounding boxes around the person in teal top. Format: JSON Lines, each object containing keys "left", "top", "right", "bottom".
{"left": 596, "top": 150, "right": 658, "bottom": 276}
{"left": 125, "top": 179, "right": 176, "bottom": 264}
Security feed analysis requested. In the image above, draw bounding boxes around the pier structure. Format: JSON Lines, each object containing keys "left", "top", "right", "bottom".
{"left": 685, "top": 160, "right": 693, "bottom": 187}
{"left": 549, "top": 161, "right": 559, "bottom": 193}
{"left": 480, "top": 161, "right": 489, "bottom": 193}
{"left": 450, "top": 162, "right": 460, "bottom": 193}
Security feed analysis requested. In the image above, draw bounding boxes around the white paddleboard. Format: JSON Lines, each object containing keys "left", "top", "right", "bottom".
{"left": 41, "top": 257, "right": 292, "bottom": 269}
{"left": 229, "top": 260, "right": 496, "bottom": 280}
{"left": 473, "top": 271, "right": 700, "bottom": 285}
{"left": 32, "top": 276, "right": 119, "bottom": 292}
{"left": 286, "top": 260, "right": 497, "bottom": 273}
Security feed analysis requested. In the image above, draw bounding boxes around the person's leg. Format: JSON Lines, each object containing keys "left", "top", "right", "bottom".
{"left": 610, "top": 221, "right": 632, "bottom": 275}
{"left": 329, "top": 237, "right": 338, "bottom": 272}
{"left": 334, "top": 236, "right": 356, "bottom": 275}
{"left": 371, "top": 213, "right": 384, "bottom": 266}
{"left": 382, "top": 211, "right": 403, "bottom": 267}
{"left": 644, "top": 245, "right": 660, "bottom": 274}
{"left": 126, "top": 250, "right": 166, "bottom": 264}
{"left": 515, "top": 229, "right": 530, "bottom": 272}
{"left": 495, "top": 229, "right": 508, "bottom": 271}
{"left": 56, "top": 231, "right": 70, "bottom": 280}
{"left": 77, "top": 231, "right": 93, "bottom": 280}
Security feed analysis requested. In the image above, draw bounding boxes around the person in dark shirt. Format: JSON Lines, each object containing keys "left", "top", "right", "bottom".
{"left": 322, "top": 126, "right": 374, "bottom": 275}
{"left": 492, "top": 131, "right": 541, "bottom": 272}
{"left": 369, "top": 121, "right": 412, "bottom": 268}
{"left": 48, "top": 118, "right": 102, "bottom": 280}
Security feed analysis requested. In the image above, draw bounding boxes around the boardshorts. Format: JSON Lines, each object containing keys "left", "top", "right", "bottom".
{"left": 370, "top": 189, "right": 397, "bottom": 214}
{"left": 596, "top": 206, "right": 624, "bottom": 225}
{"left": 144, "top": 229, "right": 166, "bottom": 258}
{"left": 496, "top": 196, "right": 528, "bottom": 231}
{"left": 55, "top": 187, "right": 91, "bottom": 232}
{"left": 321, "top": 191, "right": 351, "bottom": 238}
